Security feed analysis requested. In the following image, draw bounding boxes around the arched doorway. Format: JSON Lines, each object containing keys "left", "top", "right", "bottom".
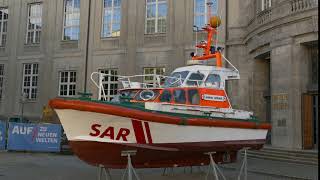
{"left": 253, "top": 52, "right": 271, "bottom": 144}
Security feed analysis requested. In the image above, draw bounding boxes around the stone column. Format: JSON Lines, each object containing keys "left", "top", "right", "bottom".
{"left": 226, "top": 44, "right": 254, "bottom": 112}
{"left": 6, "top": 0, "right": 21, "bottom": 118}
{"left": 270, "top": 39, "right": 309, "bottom": 149}
{"left": 124, "top": 0, "right": 137, "bottom": 76}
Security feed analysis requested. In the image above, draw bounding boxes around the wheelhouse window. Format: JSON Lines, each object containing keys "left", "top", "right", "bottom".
{"left": 194, "top": 0, "right": 217, "bottom": 28}
{"left": 143, "top": 67, "right": 165, "bottom": 88}
{"left": 0, "top": 8, "right": 8, "bottom": 47}
{"left": 173, "top": 89, "right": 186, "bottom": 104}
{"left": 102, "top": 0, "right": 121, "bottom": 37}
{"left": 99, "top": 69, "right": 118, "bottom": 101}
{"left": 160, "top": 89, "right": 172, "bottom": 103}
{"left": 26, "top": 3, "right": 42, "bottom": 44}
{"left": 59, "top": 71, "right": 76, "bottom": 97}
{"left": 164, "top": 71, "right": 189, "bottom": 87}
{"left": 63, "top": 0, "right": 80, "bottom": 40}
{"left": 22, "top": 63, "right": 39, "bottom": 100}
{"left": 205, "top": 74, "right": 221, "bottom": 88}
{"left": 188, "top": 89, "right": 200, "bottom": 105}
{"left": 0, "top": 64, "right": 4, "bottom": 100}
{"left": 261, "top": 0, "right": 271, "bottom": 11}
{"left": 145, "top": 0, "right": 167, "bottom": 34}
{"left": 186, "top": 72, "right": 204, "bottom": 86}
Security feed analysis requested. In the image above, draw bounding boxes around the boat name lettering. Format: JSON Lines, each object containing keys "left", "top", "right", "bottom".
{"left": 89, "top": 124, "right": 130, "bottom": 141}
{"left": 202, "top": 94, "right": 226, "bottom": 102}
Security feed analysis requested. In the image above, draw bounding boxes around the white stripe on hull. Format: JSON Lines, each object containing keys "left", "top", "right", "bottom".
{"left": 55, "top": 109, "right": 268, "bottom": 144}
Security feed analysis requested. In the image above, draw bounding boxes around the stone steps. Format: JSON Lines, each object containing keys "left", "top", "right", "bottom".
{"left": 261, "top": 147, "right": 317, "bottom": 158}
{"left": 241, "top": 146, "right": 318, "bottom": 165}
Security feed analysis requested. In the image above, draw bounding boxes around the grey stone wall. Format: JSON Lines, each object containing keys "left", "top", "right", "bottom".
{"left": 226, "top": 0, "right": 318, "bottom": 149}
{"left": 0, "top": 0, "right": 227, "bottom": 119}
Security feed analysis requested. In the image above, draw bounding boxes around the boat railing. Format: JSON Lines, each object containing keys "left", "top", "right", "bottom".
{"left": 91, "top": 72, "right": 164, "bottom": 88}
{"left": 91, "top": 71, "right": 222, "bottom": 90}
{"left": 91, "top": 72, "right": 172, "bottom": 100}
{"left": 118, "top": 74, "right": 166, "bottom": 89}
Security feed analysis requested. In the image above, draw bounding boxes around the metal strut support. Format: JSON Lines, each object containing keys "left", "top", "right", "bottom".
{"left": 162, "top": 167, "right": 175, "bottom": 176}
{"left": 121, "top": 150, "right": 140, "bottom": 180}
{"left": 97, "top": 164, "right": 112, "bottom": 180}
{"left": 237, "top": 148, "right": 250, "bottom": 180}
{"left": 204, "top": 152, "right": 226, "bottom": 180}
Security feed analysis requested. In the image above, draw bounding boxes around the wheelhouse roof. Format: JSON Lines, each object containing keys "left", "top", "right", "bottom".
{"left": 173, "top": 65, "right": 237, "bottom": 75}
{"left": 174, "top": 65, "right": 230, "bottom": 72}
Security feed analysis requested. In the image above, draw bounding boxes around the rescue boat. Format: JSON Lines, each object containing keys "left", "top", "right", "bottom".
{"left": 49, "top": 16, "right": 271, "bottom": 169}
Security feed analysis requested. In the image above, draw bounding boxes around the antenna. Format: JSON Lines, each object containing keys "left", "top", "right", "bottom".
{"left": 193, "top": 25, "right": 199, "bottom": 56}
{"left": 207, "top": 1, "right": 213, "bottom": 24}
{"left": 216, "top": 0, "right": 219, "bottom": 48}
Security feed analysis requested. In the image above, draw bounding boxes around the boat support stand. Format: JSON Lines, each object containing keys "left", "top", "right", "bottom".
{"left": 97, "top": 164, "right": 112, "bottom": 180}
{"left": 121, "top": 150, "right": 141, "bottom": 180}
{"left": 204, "top": 152, "right": 226, "bottom": 180}
{"left": 237, "top": 148, "right": 249, "bottom": 180}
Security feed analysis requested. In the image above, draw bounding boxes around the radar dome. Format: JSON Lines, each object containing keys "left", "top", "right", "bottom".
{"left": 209, "top": 16, "right": 221, "bottom": 28}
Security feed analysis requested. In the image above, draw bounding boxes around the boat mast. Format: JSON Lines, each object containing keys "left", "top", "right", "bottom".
{"left": 191, "top": 0, "right": 222, "bottom": 67}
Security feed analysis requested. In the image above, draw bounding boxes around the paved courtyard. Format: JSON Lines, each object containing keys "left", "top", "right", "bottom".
{"left": 0, "top": 151, "right": 318, "bottom": 180}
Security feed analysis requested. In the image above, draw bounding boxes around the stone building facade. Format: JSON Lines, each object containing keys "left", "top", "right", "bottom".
{"left": 0, "top": 0, "right": 226, "bottom": 118}
{"left": 0, "top": 0, "right": 318, "bottom": 150}
{"left": 226, "top": 0, "right": 318, "bottom": 150}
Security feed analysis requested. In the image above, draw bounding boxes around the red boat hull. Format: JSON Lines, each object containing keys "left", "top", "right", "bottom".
{"left": 50, "top": 98, "right": 270, "bottom": 168}
{"left": 69, "top": 139, "right": 265, "bottom": 168}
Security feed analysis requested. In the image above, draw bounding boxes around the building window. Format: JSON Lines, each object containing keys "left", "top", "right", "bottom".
{"left": 261, "top": 0, "right": 271, "bottom": 11}
{"left": 0, "top": 64, "right": 4, "bottom": 100}
{"left": 0, "top": 8, "right": 8, "bottom": 47}
{"left": 194, "top": 0, "right": 217, "bottom": 28}
{"left": 59, "top": 71, "right": 76, "bottom": 97}
{"left": 63, "top": 0, "right": 80, "bottom": 40}
{"left": 143, "top": 67, "right": 165, "bottom": 87}
{"left": 22, "top": 63, "right": 39, "bottom": 100}
{"left": 102, "top": 0, "right": 121, "bottom": 37}
{"left": 26, "top": 3, "right": 42, "bottom": 44}
{"left": 145, "top": 0, "right": 167, "bottom": 34}
{"left": 99, "top": 69, "right": 118, "bottom": 101}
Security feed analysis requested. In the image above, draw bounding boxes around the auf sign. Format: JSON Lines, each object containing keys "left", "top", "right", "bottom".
{"left": 89, "top": 124, "right": 130, "bottom": 141}
{"left": 12, "top": 126, "right": 33, "bottom": 135}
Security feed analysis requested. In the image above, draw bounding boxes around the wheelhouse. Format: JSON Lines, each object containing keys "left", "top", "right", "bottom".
{"left": 114, "top": 65, "right": 239, "bottom": 109}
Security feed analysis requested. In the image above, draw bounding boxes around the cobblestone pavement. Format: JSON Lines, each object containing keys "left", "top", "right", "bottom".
{"left": 0, "top": 151, "right": 318, "bottom": 180}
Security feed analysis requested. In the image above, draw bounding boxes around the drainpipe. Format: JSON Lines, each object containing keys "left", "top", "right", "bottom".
{"left": 84, "top": 0, "right": 92, "bottom": 93}
{"left": 225, "top": 0, "right": 230, "bottom": 96}
{"left": 225, "top": 0, "right": 228, "bottom": 59}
